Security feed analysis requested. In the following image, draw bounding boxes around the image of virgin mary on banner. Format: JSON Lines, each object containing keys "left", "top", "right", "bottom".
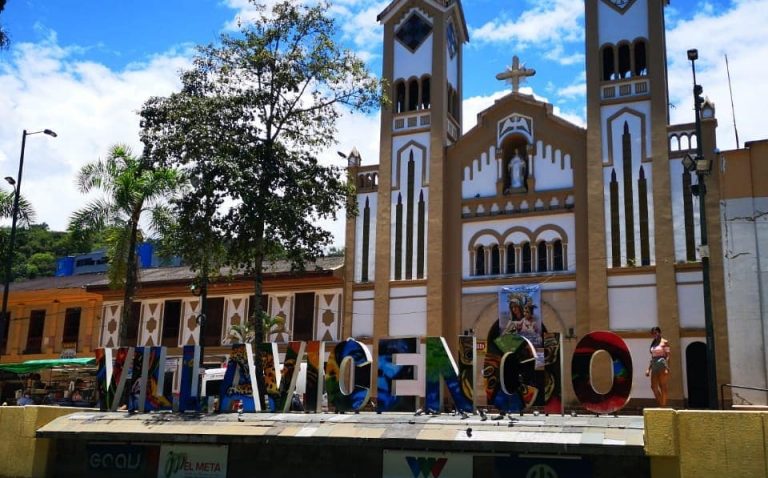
{"left": 498, "top": 285, "right": 542, "bottom": 347}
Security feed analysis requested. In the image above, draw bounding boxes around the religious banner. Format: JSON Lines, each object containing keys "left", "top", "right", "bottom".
{"left": 498, "top": 285, "right": 542, "bottom": 347}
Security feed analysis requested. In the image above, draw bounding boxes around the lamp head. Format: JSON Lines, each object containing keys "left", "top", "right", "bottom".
{"left": 682, "top": 154, "right": 696, "bottom": 172}
{"left": 696, "top": 156, "right": 713, "bottom": 174}
{"left": 336, "top": 151, "right": 347, "bottom": 159}
{"left": 43, "top": 129, "right": 58, "bottom": 138}
{"left": 4, "top": 177, "right": 15, "bottom": 186}
{"left": 687, "top": 49, "right": 699, "bottom": 61}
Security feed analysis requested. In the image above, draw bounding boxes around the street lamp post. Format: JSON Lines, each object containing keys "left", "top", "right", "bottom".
{"left": 0, "top": 129, "right": 57, "bottom": 356}
{"left": 683, "top": 49, "right": 718, "bottom": 409}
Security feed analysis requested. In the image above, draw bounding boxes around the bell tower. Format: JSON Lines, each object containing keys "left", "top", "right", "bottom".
{"left": 583, "top": 0, "right": 675, "bottom": 331}
{"left": 344, "top": 0, "right": 468, "bottom": 342}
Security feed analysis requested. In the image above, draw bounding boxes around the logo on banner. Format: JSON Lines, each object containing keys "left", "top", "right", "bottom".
{"left": 405, "top": 456, "right": 448, "bottom": 478}
{"left": 526, "top": 464, "right": 558, "bottom": 478}
{"left": 158, "top": 444, "right": 227, "bottom": 478}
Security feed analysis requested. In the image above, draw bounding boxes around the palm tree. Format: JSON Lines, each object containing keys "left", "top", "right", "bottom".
{"left": 0, "top": 189, "right": 35, "bottom": 225}
{"left": 68, "top": 144, "right": 179, "bottom": 345}
{"left": 0, "top": 188, "right": 36, "bottom": 285}
{"left": 228, "top": 312, "right": 289, "bottom": 345}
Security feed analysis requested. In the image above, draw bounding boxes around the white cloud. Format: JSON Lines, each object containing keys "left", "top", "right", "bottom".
{"left": 338, "top": 1, "right": 388, "bottom": 51}
{"left": 317, "top": 108, "right": 381, "bottom": 247}
{"left": 462, "top": 87, "right": 585, "bottom": 132}
{"left": 462, "top": 90, "right": 510, "bottom": 133}
{"left": 665, "top": 0, "right": 768, "bottom": 150}
{"left": 470, "top": 0, "right": 583, "bottom": 48}
{"left": 0, "top": 37, "right": 191, "bottom": 231}
{"left": 557, "top": 82, "right": 586, "bottom": 100}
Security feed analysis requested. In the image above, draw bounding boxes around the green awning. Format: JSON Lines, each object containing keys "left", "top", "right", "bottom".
{"left": 0, "top": 357, "right": 96, "bottom": 374}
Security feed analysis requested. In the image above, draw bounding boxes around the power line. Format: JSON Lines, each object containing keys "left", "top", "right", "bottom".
{"left": 725, "top": 53, "right": 740, "bottom": 149}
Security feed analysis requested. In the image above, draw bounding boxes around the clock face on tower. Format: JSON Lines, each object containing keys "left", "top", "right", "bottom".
{"left": 447, "top": 23, "right": 457, "bottom": 59}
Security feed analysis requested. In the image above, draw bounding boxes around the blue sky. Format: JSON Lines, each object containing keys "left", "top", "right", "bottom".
{"left": 1, "top": 0, "right": 767, "bottom": 246}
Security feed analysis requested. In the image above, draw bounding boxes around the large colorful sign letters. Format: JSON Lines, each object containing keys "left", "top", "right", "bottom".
{"left": 95, "top": 330, "right": 633, "bottom": 415}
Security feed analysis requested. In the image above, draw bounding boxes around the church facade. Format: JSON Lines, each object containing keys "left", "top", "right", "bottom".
{"left": 343, "top": 0, "right": 733, "bottom": 408}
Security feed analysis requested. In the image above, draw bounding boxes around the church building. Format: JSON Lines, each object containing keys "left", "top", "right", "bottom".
{"left": 343, "top": 0, "right": 735, "bottom": 409}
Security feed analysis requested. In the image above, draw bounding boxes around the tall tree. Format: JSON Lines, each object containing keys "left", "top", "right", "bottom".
{"left": 0, "top": 0, "right": 8, "bottom": 50}
{"left": 141, "top": 0, "right": 382, "bottom": 350}
{"left": 68, "top": 144, "right": 179, "bottom": 344}
{"left": 141, "top": 79, "right": 232, "bottom": 364}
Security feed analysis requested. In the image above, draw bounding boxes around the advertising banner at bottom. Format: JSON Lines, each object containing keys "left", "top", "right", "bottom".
{"left": 383, "top": 450, "right": 472, "bottom": 478}
{"left": 157, "top": 444, "right": 228, "bottom": 478}
{"left": 87, "top": 443, "right": 159, "bottom": 476}
{"left": 490, "top": 455, "right": 591, "bottom": 477}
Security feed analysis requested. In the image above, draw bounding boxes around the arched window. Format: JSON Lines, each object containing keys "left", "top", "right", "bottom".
{"left": 447, "top": 83, "right": 458, "bottom": 118}
{"left": 553, "top": 240, "right": 564, "bottom": 271}
{"left": 670, "top": 135, "right": 680, "bottom": 151}
{"left": 521, "top": 243, "right": 531, "bottom": 273}
{"left": 618, "top": 43, "right": 631, "bottom": 79}
{"left": 408, "top": 78, "right": 419, "bottom": 111}
{"left": 421, "top": 76, "right": 431, "bottom": 109}
{"left": 395, "top": 81, "right": 406, "bottom": 113}
{"left": 491, "top": 245, "right": 500, "bottom": 275}
{"left": 602, "top": 46, "right": 615, "bottom": 81}
{"left": 537, "top": 241, "right": 548, "bottom": 272}
{"left": 475, "top": 246, "right": 486, "bottom": 276}
{"left": 634, "top": 40, "right": 647, "bottom": 76}
{"left": 453, "top": 90, "right": 459, "bottom": 117}
{"left": 506, "top": 243, "right": 516, "bottom": 274}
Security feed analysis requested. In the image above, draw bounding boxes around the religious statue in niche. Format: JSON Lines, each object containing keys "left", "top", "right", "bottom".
{"left": 505, "top": 148, "right": 528, "bottom": 193}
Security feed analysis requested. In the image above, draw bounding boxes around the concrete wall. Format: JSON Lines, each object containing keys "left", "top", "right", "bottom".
{"left": 0, "top": 406, "right": 82, "bottom": 478}
{"left": 645, "top": 409, "right": 768, "bottom": 477}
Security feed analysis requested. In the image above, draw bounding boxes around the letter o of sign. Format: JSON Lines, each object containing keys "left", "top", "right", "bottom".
{"left": 325, "top": 339, "right": 372, "bottom": 412}
{"left": 571, "top": 331, "right": 633, "bottom": 414}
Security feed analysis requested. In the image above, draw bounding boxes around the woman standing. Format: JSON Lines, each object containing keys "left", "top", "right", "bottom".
{"left": 645, "top": 327, "right": 671, "bottom": 407}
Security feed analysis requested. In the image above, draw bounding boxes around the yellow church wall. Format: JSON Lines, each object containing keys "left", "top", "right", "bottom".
{"left": 0, "top": 405, "right": 83, "bottom": 478}
{"left": 719, "top": 139, "right": 768, "bottom": 200}
{"left": 644, "top": 409, "right": 768, "bottom": 477}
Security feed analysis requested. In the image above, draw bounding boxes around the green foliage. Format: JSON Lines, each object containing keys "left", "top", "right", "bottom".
{"left": 228, "top": 312, "right": 289, "bottom": 344}
{"left": 325, "top": 246, "right": 345, "bottom": 257}
{"left": 68, "top": 144, "right": 180, "bottom": 341}
{"left": 69, "top": 144, "right": 179, "bottom": 288}
{"left": 141, "top": 0, "right": 382, "bottom": 345}
{"left": 0, "top": 187, "right": 36, "bottom": 225}
{"left": 0, "top": 0, "right": 8, "bottom": 50}
{"left": 24, "top": 252, "right": 56, "bottom": 278}
{"left": 0, "top": 223, "right": 97, "bottom": 281}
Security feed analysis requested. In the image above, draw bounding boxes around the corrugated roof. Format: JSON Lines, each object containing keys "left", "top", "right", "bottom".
{"left": 8, "top": 273, "right": 107, "bottom": 292}
{"left": 85, "top": 256, "right": 345, "bottom": 289}
{"left": 6, "top": 256, "right": 344, "bottom": 293}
